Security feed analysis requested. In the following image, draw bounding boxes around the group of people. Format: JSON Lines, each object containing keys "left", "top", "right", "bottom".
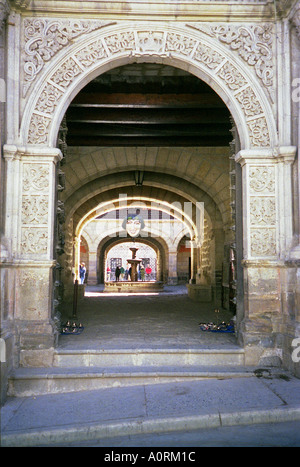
{"left": 78, "top": 262, "right": 152, "bottom": 284}
{"left": 111, "top": 265, "right": 151, "bottom": 282}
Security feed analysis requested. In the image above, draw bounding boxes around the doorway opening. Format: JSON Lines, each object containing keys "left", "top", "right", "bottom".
{"left": 105, "top": 241, "right": 157, "bottom": 282}
{"left": 55, "top": 61, "right": 240, "bottom": 349}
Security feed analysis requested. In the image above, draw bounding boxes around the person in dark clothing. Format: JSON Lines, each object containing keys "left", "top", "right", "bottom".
{"left": 115, "top": 266, "right": 121, "bottom": 281}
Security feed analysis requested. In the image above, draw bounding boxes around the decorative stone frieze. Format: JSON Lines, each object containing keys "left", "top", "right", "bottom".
{"left": 249, "top": 165, "right": 276, "bottom": 257}
{"left": 19, "top": 22, "right": 276, "bottom": 149}
{"left": 236, "top": 151, "right": 277, "bottom": 259}
{"left": 22, "top": 18, "right": 114, "bottom": 95}
{"left": 21, "top": 163, "right": 50, "bottom": 256}
{"left": 187, "top": 23, "right": 274, "bottom": 97}
{"left": 3, "top": 145, "right": 62, "bottom": 260}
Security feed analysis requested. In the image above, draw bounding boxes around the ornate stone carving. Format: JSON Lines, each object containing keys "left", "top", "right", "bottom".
{"left": 23, "top": 24, "right": 273, "bottom": 148}
{"left": 249, "top": 166, "right": 275, "bottom": 193}
{"left": 250, "top": 228, "right": 276, "bottom": 256}
{"left": 23, "top": 18, "right": 113, "bottom": 95}
{"left": 193, "top": 41, "right": 224, "bottom": 69}
{"left": 51, "top": 57, "right": 82, "bottom": 89}
{"left": 28, "top": 113, "right": 52, "bottom": 145}
{"left": 35, "top": 83, "right": 64, "bottom": 115}
{"left": 75, "top": 40, "right": 107, "bottom": 67}
{"left": 217, "top": 61, "right": 248, "bottom": 90}
{"left": 22, "top": 195, "right": 49, "bottom": 224}
{"left": 21, "top": 163, "right": 50, "bottom": 255}
{"left": 235, "top": 85, "right": 263, "bottom": 117}
{"left": 250, "top": 197, "right": 276, "bottom": 225}
{"left": 189, "top": 23, "right": 274, "bottom": 87}
{"left": 23, "top": 163, "right": 50, "bottom": 192}
{"left": 247, "top": 117, "right": 270, "bottom": 147}
{"left": 248, "top": 165, "right": 277, "bottom": 257}
{"left": 138, "top": 31, "right": 166, "bottom": 54}
{"left": 105, "top": 31, "right": 135, "bottom": 54}
{"left": 21, "top": 227, "right": 48, "bottom": 254}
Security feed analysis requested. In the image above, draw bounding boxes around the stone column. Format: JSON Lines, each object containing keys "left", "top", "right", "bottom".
{"left": 87, "top": 250, "right": 98, "bottom": 285}
{"left": 167, "top": 248, "right": 178, "bottom": 285}
{"left": 236, "top": 147, "right": 296, "bottom": 365}
{"left": 2, "top": 145, "right": 62, "bottom": 367}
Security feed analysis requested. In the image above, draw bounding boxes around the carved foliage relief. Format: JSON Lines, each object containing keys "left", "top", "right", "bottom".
{"left": 21, "top": 163, "right": 50, "bottom": 256}
{"left": 249, "top": 165, "right": 276, "bottom": 257}
{"left": 22, "top": 20, "right": 273, "bottom": 148}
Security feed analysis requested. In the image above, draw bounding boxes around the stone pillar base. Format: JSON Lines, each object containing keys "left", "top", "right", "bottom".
{"left": 186, "top": 284, "right": 212, "bottom": 302}
{"left": 20, "top": 348, "right": 55, "bottom": 368}
{"left": 16, "top": 320, "right": 58, "bottom": 367}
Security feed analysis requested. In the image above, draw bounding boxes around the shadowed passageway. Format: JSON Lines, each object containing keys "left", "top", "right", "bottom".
{"left": 59, "top": 286, "right": 237, "bottom": 351}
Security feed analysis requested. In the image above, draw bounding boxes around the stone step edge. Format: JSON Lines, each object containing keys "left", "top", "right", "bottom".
{"left": 53, "top": 348, "right": 245, "bottom": 366}
{"left": 8, "top": 366, "right": 254, "bottom": 396}
{"left": 10, "top": 365, "right": 253, "bottom": 378}
{"left": 2, "top": 406, "right": 300, "bottom": 447}
{"left": 55, "top": 348, "right": 245, "bottom": 355}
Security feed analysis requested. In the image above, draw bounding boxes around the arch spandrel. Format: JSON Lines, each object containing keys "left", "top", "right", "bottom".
{"left": 20, "top": 22, "right": 277, "bottom": 150}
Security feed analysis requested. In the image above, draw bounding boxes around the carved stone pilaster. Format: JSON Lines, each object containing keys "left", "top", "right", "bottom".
{"left": 2, "top": 145, "right": 62, "bottom": 366}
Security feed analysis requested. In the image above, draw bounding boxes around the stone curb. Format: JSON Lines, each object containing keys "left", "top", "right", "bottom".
{"left": 2, "top": 406, "right": 300, "bottom": 447}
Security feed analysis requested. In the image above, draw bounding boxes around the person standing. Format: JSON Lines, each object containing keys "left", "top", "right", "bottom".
{"left": 115, "top": 266, "right": 121, "bottom": 281}
{"left": 120, "top": 266, "right": 125, "bottom": 280}
{"left": 79, "top": 263, "right": 86, "bottom": 284}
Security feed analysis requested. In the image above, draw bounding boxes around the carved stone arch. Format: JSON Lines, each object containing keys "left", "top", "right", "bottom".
{"left": 20, "top": 22, "right": 277, "bottom": 150}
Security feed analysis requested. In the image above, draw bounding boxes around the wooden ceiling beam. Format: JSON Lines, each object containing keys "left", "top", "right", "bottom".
{"left": 71, "top": 92, "right": 226, "bottom": 108}
{"left": 66, "top": 123, "right": 231, "bottom": 137}
{"left": 66, "top": 107, "right": 230, "bottom": 124}
{"left": 67, "top": 136, "right": 231, "bottom": 147}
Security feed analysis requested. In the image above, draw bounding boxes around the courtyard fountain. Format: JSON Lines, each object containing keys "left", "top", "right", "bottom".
{"left": 127, "top": 245, "right": 141, "bottom": 282}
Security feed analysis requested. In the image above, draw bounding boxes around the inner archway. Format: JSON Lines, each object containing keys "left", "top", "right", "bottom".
{"left": 106, "top": 241, "right": 157, "bottom": 282}
{"left": 55, "top": 59, "right": 240, "bottom": 317}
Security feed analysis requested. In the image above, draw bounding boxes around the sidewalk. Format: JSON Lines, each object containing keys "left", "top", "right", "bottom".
{"left": 1, "top": 367, "right": 300, "bottom": 447}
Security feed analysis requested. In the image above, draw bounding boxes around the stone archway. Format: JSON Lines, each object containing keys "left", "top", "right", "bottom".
{"left": 2, "top": 22, "right": 297, "bottom": 369}
{"left": 19, "top": 22, "right": 277, "bottom": 149}
{"left": 100, "top": 237, "right": 165, "bottom": 284}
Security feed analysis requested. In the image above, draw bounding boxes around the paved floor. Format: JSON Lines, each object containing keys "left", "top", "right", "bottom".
{"left": 59, "top": 284, "right": 237, "bottom": 350}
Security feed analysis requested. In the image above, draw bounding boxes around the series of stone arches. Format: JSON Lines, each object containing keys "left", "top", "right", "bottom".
{"left": 2, "top": 19, "right": 298, "bottom": 376}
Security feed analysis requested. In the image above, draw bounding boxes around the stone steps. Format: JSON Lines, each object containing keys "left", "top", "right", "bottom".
{"left": 8, "top": 365, "right": 255, "bottom": 397}
{"left": 53, "top": 347, "right": 245, "bottom": 368}
{"left": 8, "top": 347, "right": 252, "bottom": 397}
{"left": 53, "top": 347, "right": 245, "bottom": 367}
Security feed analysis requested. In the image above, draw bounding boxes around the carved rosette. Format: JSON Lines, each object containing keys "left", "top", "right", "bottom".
{"left": 22, "top": 21, "right": 273, "bottom": 149}
{"left": 248, "top": 165, "right": 277, "bottom": 257}
{"left": 20, "top": 163, "right": 50, "bottom": 256}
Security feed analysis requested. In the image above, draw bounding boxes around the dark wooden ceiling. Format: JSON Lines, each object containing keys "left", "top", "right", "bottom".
{"left": 66, "top": 64, "right": 232, "bottom": 147}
